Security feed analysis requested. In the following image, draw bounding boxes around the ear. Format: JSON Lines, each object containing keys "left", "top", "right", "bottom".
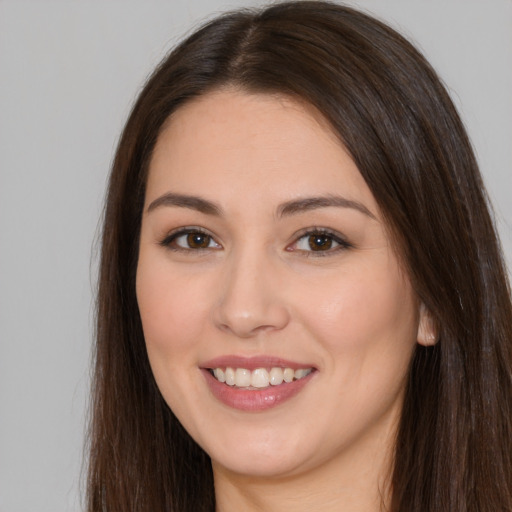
{"left": 417, "top": 303, "right": 438, "bottom": 346}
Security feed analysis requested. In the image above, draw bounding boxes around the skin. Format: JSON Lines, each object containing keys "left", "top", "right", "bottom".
{"left": 136, "top": 89, "right": 434, "bottom": 512}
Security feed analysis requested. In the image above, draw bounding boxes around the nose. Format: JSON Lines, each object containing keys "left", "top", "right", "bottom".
{"left": 212, "top": 249, "right": 290, "bottom": 338}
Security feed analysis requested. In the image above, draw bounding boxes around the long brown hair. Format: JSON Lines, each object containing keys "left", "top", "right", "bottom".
{"left": 87, "top": 2, "right": 512, "bottom": 510}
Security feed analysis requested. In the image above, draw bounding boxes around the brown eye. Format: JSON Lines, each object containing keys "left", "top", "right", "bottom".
{"left": 162, "top": 229, "right": 221, "bottom": 251}
{"left": 186, "top": 232, "right": 212, "bottom": 248}
{"left": 289, "top": 229, "right": 350, "bottom": 256}
{"left": 308, "top": 234, "right": 333, "bottom": 251}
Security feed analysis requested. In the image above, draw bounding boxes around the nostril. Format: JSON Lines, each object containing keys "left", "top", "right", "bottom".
{"left": 212, "top": 265, "right": 291, "bottom": 337}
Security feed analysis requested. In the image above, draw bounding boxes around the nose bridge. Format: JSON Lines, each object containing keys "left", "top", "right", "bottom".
{"left": 213, "top": 242, "right": 289, "bottom": 338}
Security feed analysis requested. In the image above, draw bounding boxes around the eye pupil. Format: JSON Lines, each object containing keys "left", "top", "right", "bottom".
{"left": 308, "top": 234, "right": 332, "bottom": 251}
{"left": 187, "top": 233, "right": 210, "bottom": 248}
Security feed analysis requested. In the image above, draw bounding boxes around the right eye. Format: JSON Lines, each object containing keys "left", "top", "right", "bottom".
{"left": 161, "top": 228, "right": 222, "bottom": 251}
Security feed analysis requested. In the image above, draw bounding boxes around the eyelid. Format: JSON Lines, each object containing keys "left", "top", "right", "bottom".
{"left": 286, "top": 227, "right": 353, "bottom": 256}
{"left": 159, "top": 226, "right": 222, "bottom": 251}
{"left": 158, "top": 225, "right": 352, "bottom": 256}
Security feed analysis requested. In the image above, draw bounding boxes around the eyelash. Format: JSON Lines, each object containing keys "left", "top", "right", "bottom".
{"left": 288, "top": 227, "right": 353, "bottom": 257}
{"left": 160, "top": 227, "right": 220, "bottom": 253}
{"left": 159, "top": 226, "right": 352, "bottom": 256}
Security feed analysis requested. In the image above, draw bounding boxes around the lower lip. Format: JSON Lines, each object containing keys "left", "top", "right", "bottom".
{"left": 202, "top": 369, "right": 315, "bottom": 412}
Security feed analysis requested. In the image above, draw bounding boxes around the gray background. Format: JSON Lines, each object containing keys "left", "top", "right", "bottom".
{"left": 0, "top": 1, "right": 510, "bottom": 511}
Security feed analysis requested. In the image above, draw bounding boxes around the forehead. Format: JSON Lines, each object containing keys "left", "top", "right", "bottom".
{"left": 146, "top": 89, "right": 377, "bottom": 214}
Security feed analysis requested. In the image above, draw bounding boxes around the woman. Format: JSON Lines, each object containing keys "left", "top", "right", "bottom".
{"left": 87, "top": 1, "right": 512, "bottom": 510}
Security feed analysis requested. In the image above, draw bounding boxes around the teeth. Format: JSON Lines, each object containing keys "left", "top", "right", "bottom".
{"left": 211, "top": 366, "right": 312, "bottom": 388}
{"left": 235, "top": 368, "right": 251, "bottom": 387}
{"left": 213, "top": 368, "right": 225, "bottom": 383}
{"left": 251, "top": 368, "right": 270, "bottom": 388}
{"left": 269, "top": 367, "right": 284, "bottom": 385}
{"left": 294, "top": 369, "right": 309, "bottom": 379}
{"left": 225, "top": 367, "right": 235, "bottom": 386}
{"left": 283, "top": 368, "right": 294, "bottom": 383}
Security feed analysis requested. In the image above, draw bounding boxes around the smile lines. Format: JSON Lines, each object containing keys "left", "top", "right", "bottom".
{"left": 210, "top": 367, "right": 313, "bottom": 389}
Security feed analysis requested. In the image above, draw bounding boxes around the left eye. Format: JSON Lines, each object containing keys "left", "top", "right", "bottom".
{"left": 290, "top": 231, "right": 350, "bottom": 254}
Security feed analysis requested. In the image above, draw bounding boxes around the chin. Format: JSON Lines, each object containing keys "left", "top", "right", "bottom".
{"left": 212, "top": 452, "right": 306, "bottom": 479}
{"left": 205, "top": 431, "right": 314, "bottom": 479}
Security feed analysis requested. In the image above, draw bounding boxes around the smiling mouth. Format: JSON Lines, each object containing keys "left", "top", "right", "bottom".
{"left": 208, "top": 367, "right": 314, "bottom": 389}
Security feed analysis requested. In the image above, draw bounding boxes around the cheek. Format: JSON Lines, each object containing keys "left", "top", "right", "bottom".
{"left": 295, "top": 266, "right": 418, "bottom": 438}
{"left": 297, "top": 263, "right": 418, "bottom": 364}
{"left": 136, "top": 258, "right": 210, "bottom": 360}
{"left": 135, "top": 258, "right": 213, "bottom": 425}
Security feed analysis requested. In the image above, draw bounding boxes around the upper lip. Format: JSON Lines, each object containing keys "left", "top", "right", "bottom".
{"left": 201, "top": 355, "right": 316, "bottom": 371}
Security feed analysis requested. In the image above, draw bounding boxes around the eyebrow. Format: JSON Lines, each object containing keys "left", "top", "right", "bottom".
{"left": 277, "top": 195, "right": 376, "bottom": 219}
{"left": 146, "top": 192, "right": 375, "bottom": 220}
{"left": 147, "top": 192, "right": 222, "bottom": 216}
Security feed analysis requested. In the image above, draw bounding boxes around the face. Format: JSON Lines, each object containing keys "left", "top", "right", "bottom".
{"left": 136, "top": 90, "right": 429, "bottom": 480}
